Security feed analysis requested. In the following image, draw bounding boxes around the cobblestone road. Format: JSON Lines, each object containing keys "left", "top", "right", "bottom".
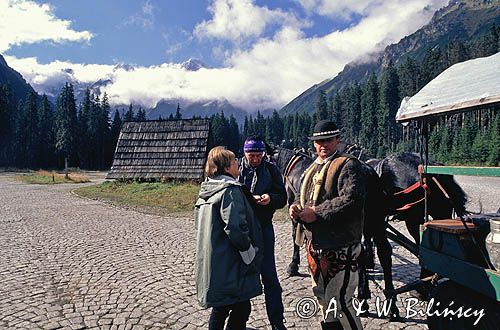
{"left": 0, "top": 174, "right": 432, "bottom": 329}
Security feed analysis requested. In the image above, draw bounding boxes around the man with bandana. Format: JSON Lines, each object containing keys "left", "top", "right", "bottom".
{"left": 239, "top": 136, "right": 288, "bottom": 330}
{"left": 289, "top": 120, "right": 367, "bottom": 330}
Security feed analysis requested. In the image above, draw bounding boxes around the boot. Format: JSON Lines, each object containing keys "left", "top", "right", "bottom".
{"left": 270, "top": 321, "right": 287, "bottom": 330}
{"left": 321, "top": 321, "right": 343, "bottom": 330}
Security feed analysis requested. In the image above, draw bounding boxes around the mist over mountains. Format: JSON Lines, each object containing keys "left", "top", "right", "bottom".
{"left": 279, "top": 0, "right": 500, "bottom": 115}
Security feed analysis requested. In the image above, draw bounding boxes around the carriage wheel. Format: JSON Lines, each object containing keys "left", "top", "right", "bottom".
{"left": 427, "top": 281, "right": 500, "bottom": 330}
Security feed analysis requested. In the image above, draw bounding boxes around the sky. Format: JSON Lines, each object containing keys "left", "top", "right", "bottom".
{"left": 1, "top": 0, "right": 450, "bottom": 111}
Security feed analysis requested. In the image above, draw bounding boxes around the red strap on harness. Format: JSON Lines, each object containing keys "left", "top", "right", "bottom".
{"left": 393, "top": 181, "right": 424, "bottom": 196}
{"left": 285, "top": 154, "right": 302, "bottom": 177}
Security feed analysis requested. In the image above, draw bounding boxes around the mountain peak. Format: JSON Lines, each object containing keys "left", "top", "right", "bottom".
{"left": 181, "top": 58, "right": 208, "bottom": 71}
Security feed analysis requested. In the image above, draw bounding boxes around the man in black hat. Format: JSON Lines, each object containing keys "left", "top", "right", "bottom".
{"left": 289, "top": 120, "right": 367, "bottom": 330}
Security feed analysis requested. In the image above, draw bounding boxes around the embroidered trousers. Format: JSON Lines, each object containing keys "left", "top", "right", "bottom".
{"left": 307, "top": 241, "right": 363, "bottom": 330}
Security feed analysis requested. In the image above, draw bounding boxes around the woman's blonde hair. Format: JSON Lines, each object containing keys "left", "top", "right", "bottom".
{"left": 205, "top": 146, "right": 236, "bottom": 178}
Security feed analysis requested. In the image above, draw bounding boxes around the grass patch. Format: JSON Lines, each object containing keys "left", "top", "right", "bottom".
{"left": 15, "top": 170, "right": 90, "bottom": 184}
{"left": 74, "top": 181, "right": 200, "bottom": 214}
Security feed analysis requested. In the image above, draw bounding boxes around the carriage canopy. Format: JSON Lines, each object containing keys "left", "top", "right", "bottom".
{"left": 396, "top": 52, "right": 500, "bottom": 122}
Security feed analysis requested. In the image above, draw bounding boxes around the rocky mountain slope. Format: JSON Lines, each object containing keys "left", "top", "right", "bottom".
{"left": 279, "top": 0, "right": 500, "bottom": 115}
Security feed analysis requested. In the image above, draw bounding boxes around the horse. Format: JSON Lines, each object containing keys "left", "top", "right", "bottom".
{"left": 271, "top": 145, "right": 399, "bottom": 318}
{"left": 375, "top": 152, "right": 468, "bottom": 287}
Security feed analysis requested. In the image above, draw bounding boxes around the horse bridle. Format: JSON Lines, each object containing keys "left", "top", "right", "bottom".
{"left": 283, "top": 150, "right": 310, "bottom": 196}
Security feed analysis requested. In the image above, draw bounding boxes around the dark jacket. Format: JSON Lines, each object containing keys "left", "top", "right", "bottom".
{"left": 239, "top": 159, "right": 287, "bottom": 227}
{"left": 300, "top": 155, "right": 367, "bottom": 249}
{"left": 194, "top": 176, "right": 264, "bottom": 308}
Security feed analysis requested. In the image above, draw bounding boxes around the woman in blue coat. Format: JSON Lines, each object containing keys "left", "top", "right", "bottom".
{"left": 195, "top": 146, "right": 264, "bottom": 330}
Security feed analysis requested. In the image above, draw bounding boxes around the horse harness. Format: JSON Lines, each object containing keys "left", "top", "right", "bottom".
{"left": 282, "top": 150, "right": 309, "bottom": 195}
{"left": 390, "top": 164, "right": 451, "bottom": 214}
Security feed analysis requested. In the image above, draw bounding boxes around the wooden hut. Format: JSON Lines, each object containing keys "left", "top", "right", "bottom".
{"left": 107, "top": 119, "right": 211, "bottom": 181}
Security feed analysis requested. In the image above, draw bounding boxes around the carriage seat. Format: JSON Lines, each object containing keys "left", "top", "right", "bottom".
{"left": 421, "top": 219, "right": 490, "bottom": 268}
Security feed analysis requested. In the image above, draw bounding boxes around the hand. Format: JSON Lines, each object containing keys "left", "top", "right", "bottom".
{"left": 299, "top": 206, "right": 317, "bottom": 223}
{"left": 257, "top": 194, "right": 270, "bottom": 205}
{"left": 289, "top": 204, "right": 302, "bottom": 220}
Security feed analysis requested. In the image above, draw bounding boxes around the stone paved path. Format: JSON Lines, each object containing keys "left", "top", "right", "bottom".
{"left": 0, "top": 175, "right": 429, "bottom": 329}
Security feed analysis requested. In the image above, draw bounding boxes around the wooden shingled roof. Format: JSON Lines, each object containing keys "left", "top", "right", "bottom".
{"left": 107, "top": 119, "right": 211, "bottom": 180}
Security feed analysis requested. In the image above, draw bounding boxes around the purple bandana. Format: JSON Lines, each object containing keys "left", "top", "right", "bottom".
{"left": 243, "top": 139, "right": 265, "bottom": 152}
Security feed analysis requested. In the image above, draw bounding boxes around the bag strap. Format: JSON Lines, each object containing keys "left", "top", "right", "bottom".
{"left": 323, "top": 156, "right": 351, "bottom": 195}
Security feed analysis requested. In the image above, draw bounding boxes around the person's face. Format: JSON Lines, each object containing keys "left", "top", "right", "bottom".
{"left": 225, "top": 157, "right": 240, "bottom": 179}
{"left": 314, "top": 136, "right": 340, "bottom": 160}
{"left": 244, "top": 152, "right": 264, "bottom": 167}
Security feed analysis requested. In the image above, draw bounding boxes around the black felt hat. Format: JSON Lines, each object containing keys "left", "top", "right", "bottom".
{"left": 309, "top": 120, "right": 341, "bottom": 141}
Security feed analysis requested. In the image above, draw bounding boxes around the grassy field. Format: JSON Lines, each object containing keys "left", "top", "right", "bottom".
{"left": 74, "top": 181, "right": 200, "bottom": 215}
{"left": 15, "top": 170, "right": 91, "bottom": 184}
{"left": 74, "top": 180, "right": 290, "bottom": 219}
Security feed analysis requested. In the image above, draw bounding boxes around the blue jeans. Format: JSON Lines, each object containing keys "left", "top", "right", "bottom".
{"left": 261, "top": 224, "right": 285, "bottom": 324}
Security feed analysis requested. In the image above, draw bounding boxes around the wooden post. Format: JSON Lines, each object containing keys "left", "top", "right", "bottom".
{"left": 64, "top": 157, "right": 69, "bottom": 180}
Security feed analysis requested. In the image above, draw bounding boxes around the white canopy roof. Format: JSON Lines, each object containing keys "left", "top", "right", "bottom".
{"left": 396, "top": 52, "right": 500, "bottom": 122}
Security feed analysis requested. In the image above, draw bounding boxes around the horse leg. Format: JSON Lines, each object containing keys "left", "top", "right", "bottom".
{"left": 357, "top": 243, "right": 370, "bottom": 316}
{"left": 373, "top": 229, "right": 400, "bottom": 320}
{"left": 364, "top": 236, "right": 375, "bottom": 269}
{"left": 287, "top": 220, "right": 300, "bottom": 276}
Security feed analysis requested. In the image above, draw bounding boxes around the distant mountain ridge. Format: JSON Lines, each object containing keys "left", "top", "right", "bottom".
{"left": 279, "top": 0, "right": 500, "bottom": 116}
{"left": 146, "top": 98, "right": 272, "bottom": 124}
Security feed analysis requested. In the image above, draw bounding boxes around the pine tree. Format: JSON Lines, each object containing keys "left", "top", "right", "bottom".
{"left": 377, "top": 62, "right": 400, "bottom": 156}
{"left": 331, "top": 92, "right": 343, "bottom": 128}
{"left": 23, "top": 90, "right": 39, "bottom": 168}
{"left": 13, "top": 100, "right": 27, "bottom": 167}
{"left": 471, "top": 24, "right": 499, "bottom": 58}
{"left": 360, "top": 74, "right": 379, "bottom": 156}
{"left": 136, "top": 107, "right": 146, "bottom": 121}
{"left": 315, "top": 90, "right": 329, "bottom": 123}
{"left": 266, "top": 110, "right": 283, "bottom": 145}
{"left": 445, "top": 40, "right": 469, "bottom": 67}
{"left": 242, "top": 116, "right": 250, "bottom": 142}
{"left": 421, "top": 48, "right": 444, "bottom": 86}
{"left": 211, "top": 112, "right": 229, "bottom": 147}
{"left": 254, "top": 111, "right": 266, "bottom": 139}
{"left": 450, "top": 128, "right": 463, "bottom": 164}
{"left": 110, "top": 110, "right": 122, "bottom": 158}
{"left": 124, "top": 104, "right": 135, "bottom": 121}
{"left": 471, "top": 129, "right": 489, "bottom": 164}
{"left": 99, "top": 93, "right": 111, "bottom": 169}
{"left": 344, "top": 83, "right": 362, "bottom": 143}
{"left": 0, "top": 85, "right": 14, "bottom": 166}
{"left": 78, "top": 88, "right": 92, "bottom": 169}
{"left": 175, "top": 103, "right": 182, "bottom": 119}
{"left": 437, "top": 121, "right": 452, "bottom": 163}
{"left": 398, "top": 57, "right": 420, "bottom": 98}
{"left": 38, "top": 95, "right": 54, "bottom": 168}
{"left": 227, "top": 115, "right": 240, "bottom": 154}
{"left": 487, "top": 112, "right": 500, "bottom": 166}
{"left": 459, "top": 115, "right": 477, "bottom": 164}
{"left": 55, "top": 83, "right": 78, "bottom": 178}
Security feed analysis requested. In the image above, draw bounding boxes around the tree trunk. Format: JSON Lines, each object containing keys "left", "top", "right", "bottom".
{"left": 64, "top": 156, "right": 69, "bottom": 180}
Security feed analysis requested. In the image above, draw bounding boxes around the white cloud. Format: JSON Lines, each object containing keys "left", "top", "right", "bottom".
{"left": 294, "top": 0, "right": 376, "bottom": 17}
{"left": 122, "top": 0, "right": 157, "bottom": 30}
{"left": 5, "top": 0, "right": 449, "bottom": 112}
{"left": 194, "top": 0, "right": 305, "bottom": 42}
{"left": 0, "top": 0, "right": 92, "bottom": 53}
